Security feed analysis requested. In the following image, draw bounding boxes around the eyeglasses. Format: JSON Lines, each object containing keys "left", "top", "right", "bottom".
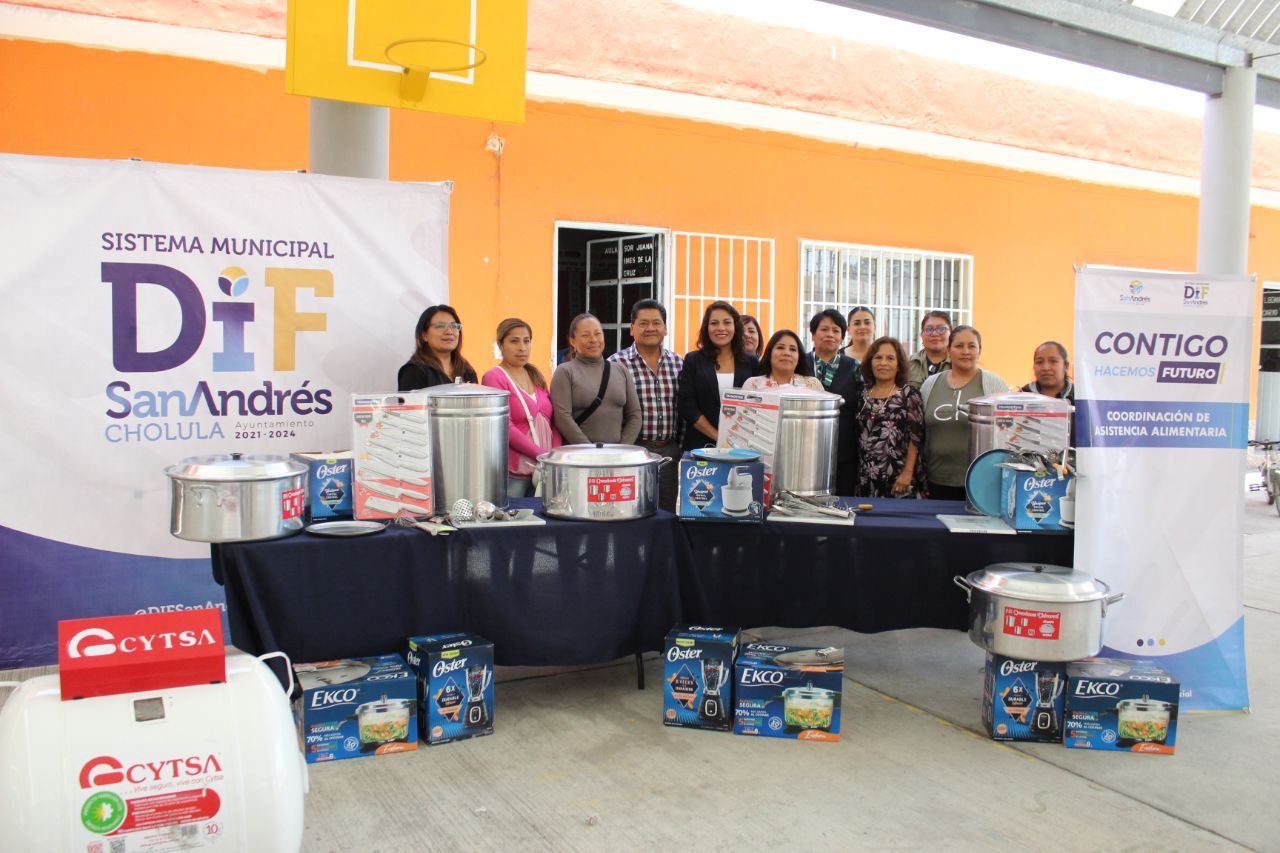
{"left": 430, "top": 322, "right": 462, "bottom": 331}
{"left": 922, "top": 325, "right": 949, "bottom": 335}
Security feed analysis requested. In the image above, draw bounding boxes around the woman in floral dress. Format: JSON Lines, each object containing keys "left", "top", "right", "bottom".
{"left": 856, "top": 336, "right": 926, "bottom": 498}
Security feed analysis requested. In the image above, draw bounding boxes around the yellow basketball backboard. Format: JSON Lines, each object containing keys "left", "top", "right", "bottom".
{"left": 286, "top": 0, "right": 527, "bottom": 122}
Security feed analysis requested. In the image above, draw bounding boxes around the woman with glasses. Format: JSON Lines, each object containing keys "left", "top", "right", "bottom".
{"left": 398, "top": 305, "right": 477, "bottom": 391}
{"left": 842, "top": 306, "right": 876, "bottom": 365}
{"left": 908, "top": 311, "right": 952, "bottom": 388}
{"left": 920, "top": 325, "right": 1007, "bottom": 501}
{"left": 677, "top": 301, "right": 759, "bottom": 451}
{"left": 551, "top": 313, "right": 641, "bottom": 445}
{"left": 483, "top": 318, "right": 562, "bottom": 497}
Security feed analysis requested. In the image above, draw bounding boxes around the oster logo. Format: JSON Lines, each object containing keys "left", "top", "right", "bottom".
{"left": 102, "top": 262, "right": 332, "bottom": 373}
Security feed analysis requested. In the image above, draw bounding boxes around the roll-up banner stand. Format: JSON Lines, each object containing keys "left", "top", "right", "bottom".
{"left": 1074, "top": 266, "right": 1254, "bottom": 711}
{"left": 0, "top": 154, "right": 450, "bottom": 668}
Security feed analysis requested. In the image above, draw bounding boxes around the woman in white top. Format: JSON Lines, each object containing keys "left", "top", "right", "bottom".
{"left": 676, "top": 300, "right": 759, "bottom": 451}
{"left": 744, "top": 330, "right": 824, "bottom": 391}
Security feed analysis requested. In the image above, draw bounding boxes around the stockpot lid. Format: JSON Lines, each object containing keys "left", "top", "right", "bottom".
{"left": 1117, "top": 695, "right": 1172, "bottom": 713}
{"left": 776, "top": 388, "right": 842, "bottom": 411}
{"left": 426, "top": 382, "right": 509, "bottom": 411}
{"left": 966, "top": 563, "right": 1111, "bottom": 604}
{"left": 782, "top": 684, "right": 835, "bottom": 701}
{"left": 965, "top": 391, "right": 1074, "bottom": 417}
{"left": 538, "top": 443, "right": 660, "bottom": 467}
{"left": 164, "top": 452, "right": 305, "bottom": 482}
{"left": 356, "top": 697, "right": 414, "bottom": 715}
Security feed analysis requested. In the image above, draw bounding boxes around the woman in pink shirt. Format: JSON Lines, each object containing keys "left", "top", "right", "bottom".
{"left": 482, "top": 318, "right": 562, "bottom": 498}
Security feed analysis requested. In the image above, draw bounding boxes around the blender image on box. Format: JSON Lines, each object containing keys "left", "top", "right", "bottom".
{"left": 982, "top": 654, "right": 1067, "bottom": 743}
{"left": 663, "top": 625, "right": 740, "bottom": 731}
{"left": 733, "top": 642, "right": 843, "bottom": 742}
{"left": 406, "top": 632, "right": 494, "bottom": 745}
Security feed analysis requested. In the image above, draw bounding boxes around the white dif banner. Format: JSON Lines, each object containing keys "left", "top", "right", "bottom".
{"left": 1074, "top": 266, "right": 1253, "bottom": 711}
{"left": 0, "top": 154, "right": 449, "bottom": 666}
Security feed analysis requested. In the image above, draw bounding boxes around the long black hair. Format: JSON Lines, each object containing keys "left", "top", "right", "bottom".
{"left": 412, "top": 304, "right": 475, "bottom": 380}
{"left": 696, "top": 300, "right": 744, "bottom": 360}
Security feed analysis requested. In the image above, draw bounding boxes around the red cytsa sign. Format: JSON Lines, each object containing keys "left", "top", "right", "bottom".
{"left": 58, "top": 609, "right": 226, "bottom": 700}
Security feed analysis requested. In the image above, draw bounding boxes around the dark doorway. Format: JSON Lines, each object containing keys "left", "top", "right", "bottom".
{"left": 556, "top": 225, "right": 664, "bottom": 363}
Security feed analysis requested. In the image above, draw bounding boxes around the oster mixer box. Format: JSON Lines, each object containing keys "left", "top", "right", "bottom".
{"left": 406, "top": 633, "right": 495, "bottom": 745}
{"left": 1064, "top": 659, "right": 1180, "bottom": 754}
{"left": 663, "top": 625, "right": 740, "bottom": 731}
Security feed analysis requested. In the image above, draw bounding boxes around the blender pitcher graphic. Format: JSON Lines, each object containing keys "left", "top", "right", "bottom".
{"left": 1030, "top": 670, "right": 1064, "bottom": 735}
{"left": 464, "top": 664, "right": 492, "bottom": 728}
{"left": 698, "top": 658, "right": 728, "bottom": 725}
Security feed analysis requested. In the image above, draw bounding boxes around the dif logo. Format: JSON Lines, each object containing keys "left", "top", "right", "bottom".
{"left": 1184, "top": 283, "right": 1210, "bottom": 306}
{"left": 103, "top": 262, "right": 333, "bottom": 373}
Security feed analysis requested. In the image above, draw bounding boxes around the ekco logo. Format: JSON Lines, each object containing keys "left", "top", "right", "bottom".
{"left": 103, "top": 262, "right": 333, "bottom": 373}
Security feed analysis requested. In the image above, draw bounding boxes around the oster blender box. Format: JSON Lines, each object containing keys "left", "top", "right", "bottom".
{"left": 292, "top": 655, "right": 418, "bottom": 763}
{"left": 733, "top": 642, "right": 843, "bottom": 742}
{"left": 1064, "top": 659, "right": 1180, "bottom": 754}
{"left": 982, "top": 654, "right": 1068, "bottom": 743}
{"left": 663, "top": 625, "right": 740, "bottom": 731}
{"left": 406, "top": 633, "right": 494, "bottom": 745}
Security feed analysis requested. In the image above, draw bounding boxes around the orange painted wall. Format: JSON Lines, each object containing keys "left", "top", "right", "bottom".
{"left": 3, "top": 38, "right": 1276, "bottom": 391}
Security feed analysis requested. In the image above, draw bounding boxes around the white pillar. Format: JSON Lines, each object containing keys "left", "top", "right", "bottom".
{"left": 308, "top": 98, "right": 389, "bottom": 179}
{"left": 1198, "top": 65, "right": 1256, "bottom": 275}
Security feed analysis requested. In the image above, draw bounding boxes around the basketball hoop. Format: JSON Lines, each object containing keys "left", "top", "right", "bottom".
{"left": 385, "top": 38, "right": 488, "bottom": 101}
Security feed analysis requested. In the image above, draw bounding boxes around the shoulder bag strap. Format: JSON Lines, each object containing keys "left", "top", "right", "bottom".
{"left": 573, "top": 360, "right": 612, "bottom": 426}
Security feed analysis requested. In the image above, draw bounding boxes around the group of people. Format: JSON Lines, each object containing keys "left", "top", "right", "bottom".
{"left": 397, "top": 303, "right": 1075, "bottom": 508}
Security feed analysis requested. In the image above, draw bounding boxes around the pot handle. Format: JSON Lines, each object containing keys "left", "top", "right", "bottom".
{"left": 190, "top": 484, "right": 221, "bottom": 508}
{"left": 654, "top": 454, "right": 671, "bottom": 468}
{"left": 257, "top": 650, "right": 295, "bottom": 696}
{"left": 952, "top": 575, "right": 972, "bottom": 603}
{"left": 1102, "top": 592, "right": 1125, "bottom": 614}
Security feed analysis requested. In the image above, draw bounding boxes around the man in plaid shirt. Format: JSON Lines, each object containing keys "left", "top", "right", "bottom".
{"left": 610, "top": 298, "right": 683, "bottom": 511}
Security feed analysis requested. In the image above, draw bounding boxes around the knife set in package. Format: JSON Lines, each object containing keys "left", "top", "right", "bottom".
{"left": 717, "top": 389, "right": 782, "bottom": 471}
{"left": 352, "top": 394, "right": 433, "bottom": 519}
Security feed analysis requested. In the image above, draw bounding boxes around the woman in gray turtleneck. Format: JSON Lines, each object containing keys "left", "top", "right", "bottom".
{"left": 551, "top": 313, "right": 641, "bottom": 445}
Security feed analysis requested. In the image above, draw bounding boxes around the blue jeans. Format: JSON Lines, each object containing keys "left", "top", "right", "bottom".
{"left": 507, "top": 475, "right": 535, "bottom": 498}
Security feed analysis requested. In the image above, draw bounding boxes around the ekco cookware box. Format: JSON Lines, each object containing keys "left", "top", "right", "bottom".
{"left": 293, "top": 655, "right": 418, "bottom": 763}
{"left": 734, "top": 642, "right": 843, "bottom": 742}
{"left": 406, "top": 633, "right": 494, "bottom": 745}
{"left": 663, "top": 625, "right": 740, "bottom": 731}
{"left": 1064, "top": 659, "right": 1180, "bottom": 754}
{"left": 983, "top": 654, "right": 1068, "bottom": 743}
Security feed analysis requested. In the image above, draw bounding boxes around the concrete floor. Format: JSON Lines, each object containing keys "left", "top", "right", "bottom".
{"left": 4, "top": 488, "right": 1278, "bottom": 851}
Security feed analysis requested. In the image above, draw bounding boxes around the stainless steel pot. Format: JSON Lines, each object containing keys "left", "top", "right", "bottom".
{"left": 427, "top": 383, "right": 509, "bottom": 511}
{"left": 772, "top": 389, "right": 842, "bottom": 497}
{"left": 953, "top": 562, "right": 1124, "bottom": 662}
{"left": 355, "top": 696, "right": 413, "bottom": 744}
{"left": 1116, "top": 695, "right": 1172, "bottom": 744}
{"left": 165, "top": 453, "right": 307, "bottom": 543}
{"left": 964, "top": 391, "right": 1074, "bottom": 463}
{"left": 537, "top": 443, "right": 665, "bottom": 521}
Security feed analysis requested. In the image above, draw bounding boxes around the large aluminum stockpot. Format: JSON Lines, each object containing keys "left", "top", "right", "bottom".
{"left": 165, "top": 453, "right": 307, "bottom": 543}
{"left": 964, "top": 391, "right": 1074, "bottom": 463}
{"left": 953, "top": 562, "right": 1124, "bottom": 662}
{"left": 537, "top": 443, "right": 665, "bottom": 521}
{"left": 427, "top": 383, "right": 509, "bottom": 510}
{"left": 772, "top": 388, "right": 842, "bottom": 497}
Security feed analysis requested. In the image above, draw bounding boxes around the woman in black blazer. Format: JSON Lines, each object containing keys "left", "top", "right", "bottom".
{"left": 678, "top": 301, "right": 759, "bottom": 452}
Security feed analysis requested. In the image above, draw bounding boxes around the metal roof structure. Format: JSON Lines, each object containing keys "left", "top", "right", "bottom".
{"left": 824, "top": 0, "right": 1280, "bottom": 107}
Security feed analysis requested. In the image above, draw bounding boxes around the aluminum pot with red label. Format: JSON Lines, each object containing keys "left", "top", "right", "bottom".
{"left": 165, "top": 453, "right": 308, "bottom": 543}
{"left": 953, "top": 563, "right": 1124, "bottom": 661}
{"left": 536, "top": 443, "right": 666, "bottom": 521}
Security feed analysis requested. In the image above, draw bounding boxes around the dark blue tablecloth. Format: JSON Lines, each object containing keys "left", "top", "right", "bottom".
{"left": 678, "top": 497, "right": 1074, "bottom": 632}
{"left": 213, "top": 499, "right": 685, "bottom": 667}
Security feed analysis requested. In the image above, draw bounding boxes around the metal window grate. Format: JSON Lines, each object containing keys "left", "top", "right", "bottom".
{"left": 798, "top": 240, "right": 973, "bottom": 355}
{"left": 667, "top": 232, "right": 775, "bottom": 356}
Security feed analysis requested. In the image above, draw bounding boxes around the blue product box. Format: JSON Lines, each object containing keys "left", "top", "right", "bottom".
{"left": 982, "top": 653, "right": 1067, "bottom": 743}
{"left": 1064, "top": 658, "right": 1179, "bottom": 754}
{"left": 406, "top": 633, "right": 494, "bottom": 745}
{"left": 733, "top": 642, "right": 843, "bottom": 742}
{"left": 663, "top": 625, "right": 740, "bottom": 731}
{"left": 677, "top": 455, "right": 765, "bottom": 522}
{"left": 1000, "top": 465, "right": 1072, "bottom": 531}
{"left": 292, "top": 654, "right": 418, "bottom": 763}
{"left": 291, "top": 451, "right": 353, "bottom": 521}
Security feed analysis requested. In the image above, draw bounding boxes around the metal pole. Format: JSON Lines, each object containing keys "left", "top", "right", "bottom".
{"left": 309, "top": 98, "right": 390, "bottom": 179}
{"left": 1197, "top": 65, "right": 1256, "bottom": 275}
